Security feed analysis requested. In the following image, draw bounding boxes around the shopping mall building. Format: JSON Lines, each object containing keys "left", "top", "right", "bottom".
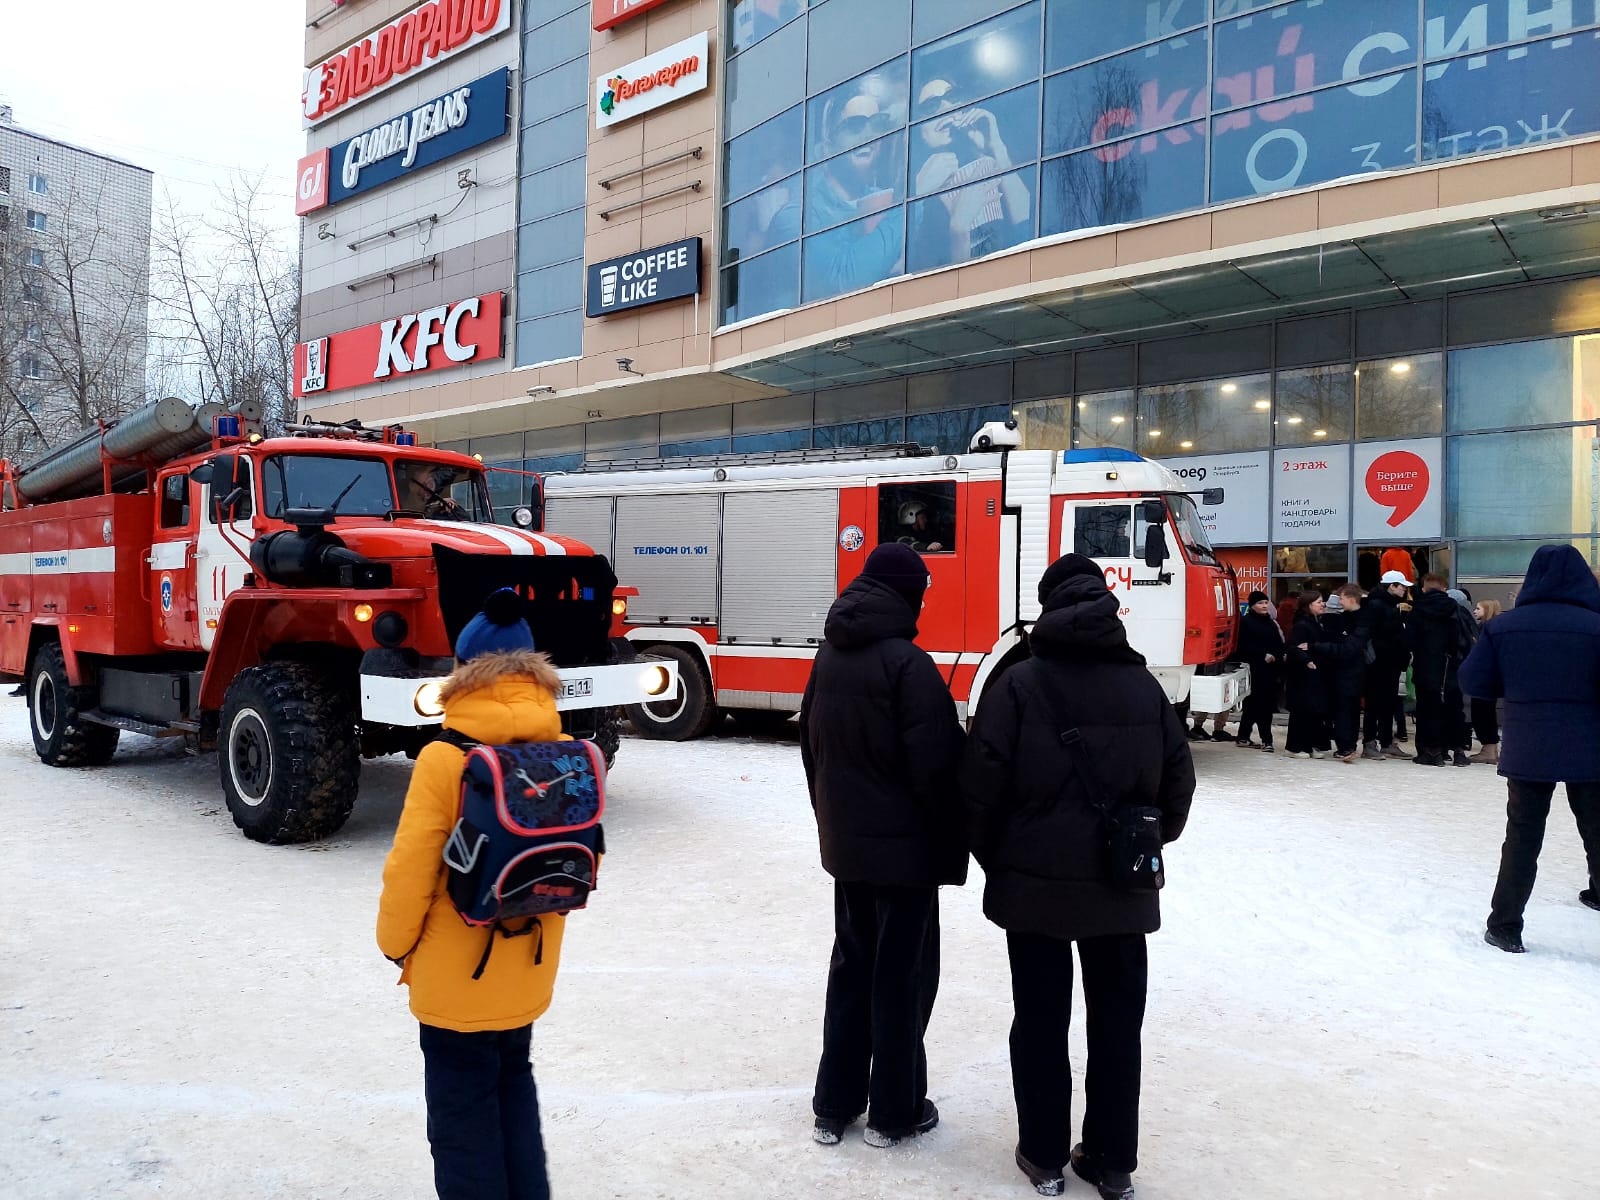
{"left": 297, "top": 0, "right": 1600, "bottom": 603}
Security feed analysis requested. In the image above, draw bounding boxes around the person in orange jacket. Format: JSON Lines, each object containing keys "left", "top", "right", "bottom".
{"left": 377, "top": 589, "right": 570, "bottom": 1200}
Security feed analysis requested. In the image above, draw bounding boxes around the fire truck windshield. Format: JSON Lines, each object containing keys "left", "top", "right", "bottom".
{"left": 261, "top": 454, "right": 491, "bottom": 523}
{"left": 1166, "top": 494, "right": 1219, "bottom": 567}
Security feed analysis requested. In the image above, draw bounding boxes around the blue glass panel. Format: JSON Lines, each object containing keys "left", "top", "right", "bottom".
{"left": 806, "top": 58, "right": 910, "bottom": 164}
{"left": 1448, "top": 427, "right": 1597, "bottom": 538}
{"left": 721, "top": 242, "right": 801, "bottom": 325}
{"left": 1421, "top": 34, "right": 1600, "bottom": 163}
{"left": 911, "top": 2, "right": 1042, "bottom": 110}
{"left": 726, "top": 105, "right": 804, "bottom": 203}
{"left": 730, "top": 0, "right": 808, "bottom": 55}
{"left": 1447, "top": 338, "right": 1577, "bottom": 431}
{"left": 1214, "top": 0, "right": 1420, "bottom": 109}
{"left": 906, "top": 164, "right": 1037, "bottom": 273}
{"left": 726, "top": 18, "right": 808, "bottom": 138}
{"left": 1044, "top": 31, "right": 1210, "bottom": 157}
{"left": 724, "top": 177, "right": 802, "bottom": 262}
{"left": 1039, "top": 121, "right": 1206, "bottom": 236}
{"left": 1423, "top": 0, "right": 1600, "bottom": 58}
{"left": 910, "top": 83, "right": 1040, "bottom": 196}
{"left": 525, "top": 454, "right": 582, "bottom": 476}
{"left": 804, "top": 132, "right": 908, "bottom": 234}
{"left": 807, "top": 0, "right": 911, "bottom": 94}
{"left": 800, "top": 209, "right": 908, "bottom": 303}
{"left": 906, "top": 404, "right": 1013, "bottom": 452}
{"left": 815, "top": 418, "right": 906, "bottom": 447}
{"left": 661, "top": 437, "right": 734, "bottom": 457}
{"left": 732, "top": 429, "right": 811, "bottom": 452}
{"left": 1209, "top": 70, "right": 1416, "bottom": 203}
{"left": 1045, "top": 0, "right": 1206, "bottom": 71}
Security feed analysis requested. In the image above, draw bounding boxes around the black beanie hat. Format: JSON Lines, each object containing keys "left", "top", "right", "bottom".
{"left": 1248, "top": 590, "right": 1269, "bottom": 605}
{"left": 862, "top": 542, "right": 929, "bottom": 610}
{"left": 1037, "top": 553, "right": 1106, "bottom": 604}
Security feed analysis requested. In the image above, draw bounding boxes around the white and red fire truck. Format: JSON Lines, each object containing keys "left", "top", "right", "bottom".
{"left": 542, "top": 422, "right": 1247, "bottom": 739}
{"left": 0, "top": 399, "right": 675, "bottom": 843}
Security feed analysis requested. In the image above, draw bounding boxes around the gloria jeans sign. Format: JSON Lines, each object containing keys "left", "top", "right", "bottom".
{"left": 296, "top": 67, "right": 510, "bottom": 215}
{"left": 585, "top": 238, "right": 702, "bottom": 317}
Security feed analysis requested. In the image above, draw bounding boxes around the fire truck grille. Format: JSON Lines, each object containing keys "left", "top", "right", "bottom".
{"left": 433, "top": 546, "right": 617, "bottom": 670}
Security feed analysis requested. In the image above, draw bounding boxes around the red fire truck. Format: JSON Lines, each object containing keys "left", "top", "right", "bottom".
{"left": 542, "top": 423, "right": 1247, "bottom": 739}
{"left": 0, "top": 399, "right": 675, "bottom": 843}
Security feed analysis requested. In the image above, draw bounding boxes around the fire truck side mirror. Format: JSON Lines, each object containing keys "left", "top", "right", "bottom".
{"left": 208, "top": 453, "right": 251, "bottom": 524}
{"left": 1201, "top": 487, "right": 1225, "bottom": 506}
{"left": 1143, "top": 524, "right": 1170, "bottom": 570}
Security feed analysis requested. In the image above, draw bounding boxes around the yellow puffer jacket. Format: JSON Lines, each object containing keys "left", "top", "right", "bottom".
{"left": 377, "top": 649, "right": 571, "bottom": 1032}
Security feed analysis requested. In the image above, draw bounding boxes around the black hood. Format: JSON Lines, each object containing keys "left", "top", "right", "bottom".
{"left": 1030, "top": 574, "right": 1145, "bottom": 664}
{"left": 1517, "top": 544, "right": 1600, "bottom": 613}
{"left": 824, "top": 575, "right": 919, "bottom": 650}
{"left": 1414, "top": 588, "right": 1460, "bottom": 621}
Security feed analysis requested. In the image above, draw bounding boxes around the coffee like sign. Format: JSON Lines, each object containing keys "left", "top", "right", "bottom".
{"left": 343, "top": 86, "right": 472, "bottom": 188}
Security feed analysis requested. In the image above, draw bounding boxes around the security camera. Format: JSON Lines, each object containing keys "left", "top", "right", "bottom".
{"left": 616, "top": 357, "right": 634, "bottom": 372}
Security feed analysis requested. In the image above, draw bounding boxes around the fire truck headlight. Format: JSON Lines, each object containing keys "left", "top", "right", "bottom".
{"left": 354, "top": 603, "right": 375, "bottom": 623}
{"left": 640, "top": 664, "right": 672, "bottom": 697}
{"left": 512, "top": 506, "right": 535, "bottom": 529}
{"left": 373, "top": 611, "right": 409, "bottom": 648}
{"left": 612, "top": 597, "right": 628, "bottom": 618}
{"left": 414, "top": 682, "right": 446, "bottom": 718}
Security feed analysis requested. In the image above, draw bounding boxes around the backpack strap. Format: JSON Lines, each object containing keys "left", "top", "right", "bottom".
{"left": 471, "top": 917, "right": 545, "bottom": 981}
{"left": 1027, "top": 664, "right": 1118, "bottom": 820}
{"left": 437, "top": 728, "right": 478, "bottom": 751}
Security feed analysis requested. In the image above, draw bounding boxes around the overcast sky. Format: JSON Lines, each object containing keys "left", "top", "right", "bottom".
{"left": 0, "top": 1, "right": 306, "bottom": 234}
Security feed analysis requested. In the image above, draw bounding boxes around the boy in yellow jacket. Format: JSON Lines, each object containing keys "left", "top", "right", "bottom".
{"left": 378, "top": 590, "right": 569, "bottom": 1200}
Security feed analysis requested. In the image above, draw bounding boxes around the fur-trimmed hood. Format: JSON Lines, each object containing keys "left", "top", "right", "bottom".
{"left": 440, "top": 649, "right": 561, "bottom": 704}
{"left": 438, "top": 650, "right": 564, "bottom": 747}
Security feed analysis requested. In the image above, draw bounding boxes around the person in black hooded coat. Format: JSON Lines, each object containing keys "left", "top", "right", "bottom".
{"left": 800, "top": 542, "right": 967, "bottom": 1149}
{"left": 960, "top": 554, "right": 1194, "bottom": 1200}
{"left": 1234, "top": 591, "right": 1284, "bottom": 750}
{"left": 1283, "top": 590, "right": 1333, "bottom": 756}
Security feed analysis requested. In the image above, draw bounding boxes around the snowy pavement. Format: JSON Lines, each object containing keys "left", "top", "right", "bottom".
{"left": 3, "top": 704, "right": 1598, "bottom": 1200}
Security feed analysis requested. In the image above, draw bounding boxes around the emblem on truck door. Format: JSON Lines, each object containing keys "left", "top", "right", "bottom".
{"left": 839, "top": 525, "right": 864, "bottom": 552}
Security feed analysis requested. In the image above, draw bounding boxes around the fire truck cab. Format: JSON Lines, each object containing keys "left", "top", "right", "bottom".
{"left": 543, "top": 424, "right": 1247, "bottom": 739}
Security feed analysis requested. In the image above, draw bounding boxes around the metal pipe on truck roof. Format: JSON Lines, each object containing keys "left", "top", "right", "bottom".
{"left": 14, "top": 398, "right": 220, "bottom": 504}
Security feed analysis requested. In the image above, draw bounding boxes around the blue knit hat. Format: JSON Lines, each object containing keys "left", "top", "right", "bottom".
{"left": 455, "top": 588, "right": 535, "bottom": 662}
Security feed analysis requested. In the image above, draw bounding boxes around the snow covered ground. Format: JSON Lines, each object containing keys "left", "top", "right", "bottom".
{"left": 3, "top": 701, "right": 1598, "bottom": 1200}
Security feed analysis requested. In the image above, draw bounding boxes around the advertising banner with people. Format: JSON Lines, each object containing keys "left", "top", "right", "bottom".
{"left": 1353, "top": 438, "right": 1443, "bottom": 541}
{"left": 1272, "top": 444, "right": 1352, "bottom": 542}
{"left": 1154, "top": 450, "right": 1270, "bottom": 545}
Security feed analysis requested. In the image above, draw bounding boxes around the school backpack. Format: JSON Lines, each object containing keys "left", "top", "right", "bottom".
{"left": 439, "top": 732, "right": 606, "bottom": 978}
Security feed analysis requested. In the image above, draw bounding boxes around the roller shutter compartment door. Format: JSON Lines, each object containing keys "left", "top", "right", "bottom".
{"left": 722, "top": 489, "right": 838, "bottom": 645}
{"left": 613, "top": 493, "right": 720, "bottom": 624}
{"left": 543, "top": 496, "right": 615, "bottom": 563}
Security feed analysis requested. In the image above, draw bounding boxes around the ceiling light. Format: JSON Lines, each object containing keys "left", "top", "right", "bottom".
{"left": 1220, "top": 383, "right": 1237, "bottom": 394}
{"left": 1287, "top": 416, "right": 1303, "bottom": 425}
{"left": 1253, "top": 399, "right": 1270, "bottom": 411}
{"left": 1312, "top": 429, "right": 1327, "bottom": 438}
{"left": 1390, "top": 361, "right": 1411, "bottom": 374}
{"left": 1147, "top": 429, "right": 1162, "bottom": 438}
{"left": 1180, "top": 440, "right": 1194, "bottom": 449}
{"left": 1110, "top": 415, "right": 1126, "bottom": 425}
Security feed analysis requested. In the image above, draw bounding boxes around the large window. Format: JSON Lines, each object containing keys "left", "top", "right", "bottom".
{"left": 1356, "top": 353, "right": 1443, "bottom": 440}
{"left": 1275, "top": 365, "right": 1353, "bottom": 446}
{"left": 1448, "top": 335, "right": 1600, "bottom": 431}
{"left": 1449, "top": 426, "right": 1600, "bottom": 540}
{"left": 721, "top": 2, "right": 1600, "bottom": 324}
{"left": 1137, "top": 374, "right": 1272, "bottom": 455}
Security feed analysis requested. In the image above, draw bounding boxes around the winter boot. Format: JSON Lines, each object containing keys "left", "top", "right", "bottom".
{"left": 1453, "top": 749, "right": 1471, "bottom": 767}
{"left": 1015, "top": 1148, "right": 1066, "bottom": 1196}
{"left": 1468, "top": 743, "right": 1500, "bottom": 764}
{"left": 1070, "top": 1145, "right": 1135, "bottom": 1200}
{"left": 1234, "top": 737, "right": 1258, "bottom": 749}
{"left": 812, "top": 1113, "right": 858, "bottom": 1145}
{"left": 1484, "top": 928, "right": 1526, "bottom": 954}
{"left": 1209, "top": 728, "right": 1234, "bottom": 742}
{"left": 1413, "top": 749, "right": 1447, "bottom": 766}
{"left": 863, "top": 1099, "right": 938, "bottom": 1148}
{"left": 1383, "top": 742, "right": 1410, "bottom": 759}
{"left": 1362, "top": 740, "right": 1386, "bottom": 761}
{"left": 1580, "top": 889, "right": 1600, "bottom": 912}
{"left": 1186, "top": 725, "right": 1208, "bottom": 741}
{"left": 1261, "top": 742, "right": 1275, "bottom": 753}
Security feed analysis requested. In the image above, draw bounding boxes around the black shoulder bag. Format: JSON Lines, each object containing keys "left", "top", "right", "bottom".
{"left": 1031, "top": 668, "right": 1166, "bottom": 892}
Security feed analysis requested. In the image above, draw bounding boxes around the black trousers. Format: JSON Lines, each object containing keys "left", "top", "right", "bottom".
{"left": 1471, "top": 698, "right": 1500, "bottom": 745}
{"left": 1330, "top": 690, "right": 1362, "bottom": 755}
{"left": 1238, "top": 675, "right": 1276, "bottom": 745}
{"left": 1007, "top": 930, "right": 1147, "bottom": 1175}
{"left": 1362, "top": 665, "right": 1402, "bottom": 746}
{"left": 813, "top": 880, "right": 940, "bottom": 1133}
{"left": 419, "top": 1023, "right": 549, "bottom": 1200}
{"left": 1285, "top": 707, "right": 1329, "bottom": 754}
{"left": 1487, "top": 780, "right": 1600, "bottom": 936}
{"left": 1413, "top": 680, "right": 1447, "bottom": 752}
{"left": 1445, "top": 682, "right": 1471, "bottom": 750}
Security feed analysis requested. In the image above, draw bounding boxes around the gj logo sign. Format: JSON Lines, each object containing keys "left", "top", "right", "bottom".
{"left": 585, "top": 238, "right": 701, "bottom": 317}
{"left": 295, "top": 67, "right": 510, "bottom": 216}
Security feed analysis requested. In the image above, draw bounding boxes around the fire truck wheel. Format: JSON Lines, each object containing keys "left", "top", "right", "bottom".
{"left": 27, "top": 642, "right": 120, "bottom": 768}
{"left": 592, "top": 708, "right": 622, "bottom": 768}
{"left": 625, "top": 646, "right": 716, "bottom": 741}
{"left": 219, "top": 662, "right": 361, "bottom": 845}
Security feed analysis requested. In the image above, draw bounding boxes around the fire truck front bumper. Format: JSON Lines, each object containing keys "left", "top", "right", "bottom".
{"left": 1185, "top": 664, "right": 1251, "bottom": 714}
{"left": 358, "top": 651, "right": 680, "bottom": 727}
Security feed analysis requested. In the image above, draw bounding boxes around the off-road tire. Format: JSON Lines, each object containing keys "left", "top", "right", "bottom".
{"left": 592, "top": 707, "right": 622, "bottom": 768}
{"left": 219, "top": 662, "right": 360, "bottom": 844}
{"left": 27, "top": 642, "right": 119, "bottom": 767}
{"left": 625, "top": 645, "right": 717, "bottom": 741}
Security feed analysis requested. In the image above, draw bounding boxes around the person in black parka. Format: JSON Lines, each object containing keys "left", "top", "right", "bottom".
{"left": 1410, "top": 573, "right": 1470, "bottom": 766}
{"left": 1235, "top": 591, "right": 1284, "bottom": 751}
{"left": 960, "top": 555, "right": 1194, "bottom": 1200}
{"left": 1283, "top": 590, "right": 1332, "bottom": 757}
{"left": 800, "top": 542, "right": 966, "bottom": 1149}
{"left": 1459, "top": 544, "right": 1600, "bottom": 952}
{"left": 1362, "top": 571, "right": 1413, "bottom": 758}
{"left": 1318, "top": 584, "right": 1372, "bottom": 763}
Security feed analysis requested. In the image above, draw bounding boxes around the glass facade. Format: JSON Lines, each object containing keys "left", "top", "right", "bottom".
{"left": 515, "top": 0, "right": 590, "bottom": 367}
{"left": 719, "top": 0, "right": 1600, "bottom": 324}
